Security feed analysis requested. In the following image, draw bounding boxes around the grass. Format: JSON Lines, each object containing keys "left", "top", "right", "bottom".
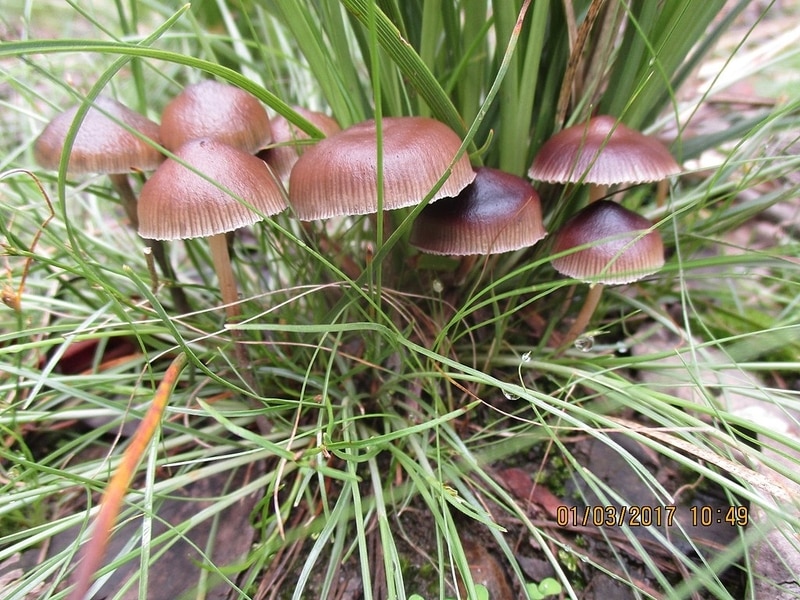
{"left": 1, "top": 1, "right": 800, "bottom": 599}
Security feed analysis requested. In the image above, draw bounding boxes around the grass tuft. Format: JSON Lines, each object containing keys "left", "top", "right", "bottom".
{"left": 1, "top": 2, "right": 799, "bottom": 599}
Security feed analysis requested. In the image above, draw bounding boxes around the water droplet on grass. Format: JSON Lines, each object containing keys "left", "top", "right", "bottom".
{"left": 502, "top": 389, "right": 519, "bottom": 400}
{"left": 521, "top": 351, "right": 531, "bottom": 363}
{"left": 574, "top": 335, "right": 594, "bottom": 352}
{"left": 8, "top": 464, "right": 23, "bottom": 481}
{"left": 432, "top": 279, "right": 444, "bottom": 293}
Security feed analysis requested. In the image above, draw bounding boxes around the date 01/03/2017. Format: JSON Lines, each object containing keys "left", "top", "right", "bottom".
{"left": 555, "top": 504, "right": 749, "bottom": 528}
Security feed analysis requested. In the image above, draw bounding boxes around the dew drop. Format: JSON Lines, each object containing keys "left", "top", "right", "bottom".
{"left": 502, "top": 389, "right": 520, "bottom": 401}
{"left": 521, "top": 351, "right": 532, "bottom": 363}
{"left": 616, "top": 341, "right": 629, "bottom": 354}
{"left": 432, "top": 279, "right": 444, "bottom": 293}
{"left": 574, "top": 335, "right": 594, "bottom": 352}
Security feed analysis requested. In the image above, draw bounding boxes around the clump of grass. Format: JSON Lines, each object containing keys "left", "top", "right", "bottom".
{"left": 1, "top": 2, "right": 799, "bottom": 599}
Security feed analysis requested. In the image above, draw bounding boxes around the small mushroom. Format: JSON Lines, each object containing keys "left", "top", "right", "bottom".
{"left": 34, "top": 95, "right": 190, "bottom": 312}
{"left": 257, "top": 107, "right": 341, "bottom": 185}
{"left": 528, "top": 115, "right": 680, "bottom": 201}
{"left": 288, "top": 116, "right": 475, "bottom": 220}
{"left": 409, "top": 167, "right": 547, "bottom": 284}
{"left": 551, "top": 200, "right": 663, "bottom": 284}
{"left": 550, "top": 200, "right": 664, "bottom": 347}
{"left": 138, "top": 138, "right": 287, "bottom": 320}
{"left": 410, "top": 167, "right": 546, "bottom": 255}
{"left": 159, "top": 80, "right": 272, "bottom": 153}
{"left": 34, "top": 95, "right": 164, "bottom": 228}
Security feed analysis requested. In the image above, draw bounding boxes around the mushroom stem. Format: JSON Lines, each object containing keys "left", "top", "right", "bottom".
{"left": 455, "top": 254, "right": 479, "bottom": 285}
{"left": 588, "top": 183, "right": 607, "bottom": 203}
{"left": 656, "top": 179, "right": 668, "bottom": 208}
{"left": 208, "top": 232, "right": 257, "bottom": 391}
{"left": 109, "top": 173, "right": 141, "bottom": 229}
{"left": 148, "top": 240, "right": 191, "bottom": 314}
{"left": 109, "top": 173, "right": 191, "bottom": 314}
{"left": 560, "top": 282, "right": 604, "bottom": 351}
{"left": 208, "top": 233, "right": 241, "bottom": 321}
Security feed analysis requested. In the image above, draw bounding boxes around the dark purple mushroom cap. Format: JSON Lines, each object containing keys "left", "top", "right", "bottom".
{"left": 288, "top": 117, "right": 475, "bottom": 220}
{"left": 34, "top": 95, "right": 163, "bottom": 174}
{"left": 410, "top": 167, "right": 546, "bottom": 255}
{"left": 551, "top": 200, "right": 664, "bottom": 284}
{"left": 138, "top": 138, "right": 287, "bottom": 241}
{"left": 528, "top": 115, "right": 680, "bottom": 185}
{"left": 160, "top": 80, "right": 272, "bottom": 153}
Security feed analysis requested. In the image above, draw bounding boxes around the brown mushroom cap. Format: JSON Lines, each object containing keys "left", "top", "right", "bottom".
{"left": 409, "top": 167, "right": 547, "bottom": 255}
{"left": 34, "top": 95, "right": 163, "bottom": 174}
{"left": 551, "top": 200, "right": 664, "bottom": 284}
{"left": 288, "top": 116, "right": 475, "bottom": 220}
{"left": 528, "top": 115, "right": 680, "bottom": 185}
{"left": 160, "top": 80, "right": 272, "bottom": 153}
{"left": 138, "top": 138, "right": 287, "bottom": 241}
{"left": 258, "top": 107, "right": 341, "bottom": 184}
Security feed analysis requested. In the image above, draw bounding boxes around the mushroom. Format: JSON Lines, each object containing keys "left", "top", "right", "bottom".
{"left": 410, "top": 167, "right": 546, "bottom": 255}
{"left": 550, "top": 200, "right": 664, "bottom": 347}
{"left": 529, "top": 115, "right": 677, "bottom": 347}
{"left": 34, "top": 95, "right": 163, "bottom": 228}
{"left": 257, "top": 107, "right": 341, "bottom": 185}
{"left": 159, "top": 80, "right": 272, "bottom": 153}
{"left": 288, "top": 116, "right": 475, "bottom": 220}
{"left": 409, "top": 167, "right": 547, "bottom": 284}
{"left": 34, "top": 95, "right": 190, "bottom": 312}
{"left": 528, "top": 114, "right": 680, "bottom": 202}
{"left": 138, "top": 138, "right": 287, "bottom": 321}
{"left": 551, "top": 200, "right": 663, "bottom": 283}
{"left": 409, "top": 167, "right": 546, "bottom": 256}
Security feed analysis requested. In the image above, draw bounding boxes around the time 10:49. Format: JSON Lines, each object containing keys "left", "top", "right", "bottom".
{"left": 690, "top": 505, "right": 749, "bottom": 527}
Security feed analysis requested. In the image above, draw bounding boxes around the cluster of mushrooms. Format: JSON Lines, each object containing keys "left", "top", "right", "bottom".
{"left": 34, "top": 80, "right": 680, "bottom": 342}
